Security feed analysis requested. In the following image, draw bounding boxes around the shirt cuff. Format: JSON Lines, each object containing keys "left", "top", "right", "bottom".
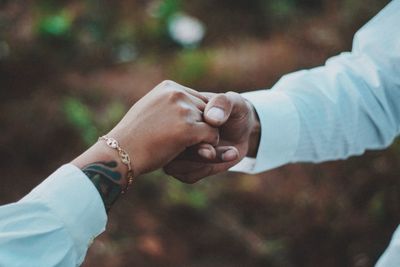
{"left": 19, "top": 164, "right": 107, "bottom": 263}
{"left": 230, "top": 89, "right": 300, "bottom": 174}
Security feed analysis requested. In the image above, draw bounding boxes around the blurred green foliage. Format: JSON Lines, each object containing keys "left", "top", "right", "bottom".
{"left": 63, "top": 97, "right": 125, "bottom": 146}
{"left": 157, "top": 0, "right": 182, "bottom": 22}
{"left": 38, "top": 12, "right": 72, "bottom": 38}
{"left": 143, "top": 170, "right": 209, "bottom": 209}
{"left": 63, "top": 97, "right": 98, "bottom": 145}
{"left": 263, "top": 0, "right": 297, "bottom": 18}
{"left": 164, "top": 178, "right": 208, "bottom": 209}
{"left": 170, "top": 50, "right": 211, "bottom": 84}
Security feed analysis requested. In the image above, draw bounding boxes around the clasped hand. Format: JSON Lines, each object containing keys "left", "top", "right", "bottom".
{"left": 108, "top": 80, "right": 260, "bottom": 183}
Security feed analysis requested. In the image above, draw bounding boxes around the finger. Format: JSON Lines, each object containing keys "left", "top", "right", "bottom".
{"left": 164, "top": 160, "right": 206, "bottom": 177}
{"left": 158, "top": 80, "right": 208, "bottom": 104}
{"left": 197, "top": 143, "right": 217, "bottom": 160}
{"left": 175, "top": 144, "right": 217, "bottom": 161}
{"left": 168, "top": 80, "right": 209, "bottom": 103}
{"left": 200, "top": 92, "right": 216, "bottom": 101}
{"left": 216, "top": 146, "right": 240, "bottom": 162}
{"left": 193, "top": 122, "right": 220, "bottom": 146}
{"left": 166, "top": 159, "right": 240, "bottom": 183}
{"left": 204, "top": 93, "right": 233, "bottom": 127}
{"left": 204, "top": 92, "right": 250, "bottom": 127}
{"left": 197, "top": 146, "right": 239, "bottom": 163}
{"left": 182, "top": 147, "right": 240, "bottom": 183}
{"left": 179, "top": 102, "right": 203, "bottom": 122}
{"left": 185, "top": 93, "right": 206, "bottom": 111}
{"left": 183, "top": 87, "right": 209, "bottom": 103}
{"left": 164, "top": 148, "right": 241, "bottom": 183}
{"left": 164, "top": 161, "right": 213, "bottom": 184}
{"left": 176, "top": 145, "right": 239, "bottom": 164}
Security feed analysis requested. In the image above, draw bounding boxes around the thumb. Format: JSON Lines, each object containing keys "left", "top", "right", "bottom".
{"left": 204, "top": 93, "right": 233, "bottom": 127}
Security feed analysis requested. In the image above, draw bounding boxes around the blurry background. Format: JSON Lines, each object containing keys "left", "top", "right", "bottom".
{"left": 1, "top": 0, "right": 399, "bottom": 266}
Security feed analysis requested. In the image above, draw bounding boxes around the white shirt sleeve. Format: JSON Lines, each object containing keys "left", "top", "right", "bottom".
{"left": 231, "top": 0, "right": 400, "bottom": 174}
{"left": 230, "top": 2, "right": 400, "bottom": 266}
{"left": 0, "top": 164, "right": 107, "bottom": 267}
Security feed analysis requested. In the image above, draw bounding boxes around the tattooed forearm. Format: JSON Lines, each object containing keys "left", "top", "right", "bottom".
{"left": 82, "top": 161, "right": 124, "bottom": 211}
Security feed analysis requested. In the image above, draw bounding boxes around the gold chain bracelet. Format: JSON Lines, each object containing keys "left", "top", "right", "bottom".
{"left": 99, "top": 136, "right": 134, "bottom": 194}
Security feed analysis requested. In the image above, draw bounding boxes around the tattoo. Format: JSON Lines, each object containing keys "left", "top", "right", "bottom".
{"left": 82, "top": 161, "right": 124, "bottom": 212}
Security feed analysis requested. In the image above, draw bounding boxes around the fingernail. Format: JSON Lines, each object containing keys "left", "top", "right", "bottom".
{"left": 198, "top": 148, "right": 212, "bottom": 159}
{"left": 207, "top": 107, "right": 225, "bottom": 122}
{"left": 222, "top": 149, "right": 238, "bottom": 161}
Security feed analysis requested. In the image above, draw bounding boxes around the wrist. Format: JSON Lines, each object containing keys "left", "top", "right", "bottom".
{"left": 246, "top": 100, "right": 261, "bottom": 158}
{"left": 106, "top": 127, "right": 147, "bottom": 177}
{"left": 71, "top": 141, "right": 130, "bottom": 187}
{"left": 71, "top": 140, "right": 138, "bottom": 211}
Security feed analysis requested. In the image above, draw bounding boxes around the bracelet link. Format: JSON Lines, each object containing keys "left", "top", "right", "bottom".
{"left": 99, "top": 136, "right": 134, "bottom": 193}
{"left": 119, "top": 150, "right": 131, "bottom": 165}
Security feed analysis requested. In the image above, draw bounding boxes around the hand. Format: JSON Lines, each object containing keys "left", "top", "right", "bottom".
{"left": 164, "top": 91, "right": 261, "bottom": 183}
{"left": 73, "top": 81, "right": 219, "bottom": 178}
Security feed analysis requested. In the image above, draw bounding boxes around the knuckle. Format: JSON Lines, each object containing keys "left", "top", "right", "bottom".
{"left": 168, "top": 89, "right": 186, "bottom": 103}
{"left": 160, "top": 80, "right": 175, "bottom": 88}
{"left": 178, "top": 105, "right": 192, "bottom": 117}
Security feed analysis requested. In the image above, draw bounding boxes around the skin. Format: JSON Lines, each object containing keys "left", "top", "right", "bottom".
{"left": 164, "top": 91, "right": 261, "bottom": 184}
{"left": 71, "top": 80, "right": 221, "bottom": 209}
{"left": 81, "top": 161, "right": 123, "bottom": 212}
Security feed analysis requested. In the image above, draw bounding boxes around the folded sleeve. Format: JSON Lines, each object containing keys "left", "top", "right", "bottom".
{"left": 231, "top": 0, "right": 400, "bottom": 173}
{"left": 0, "top": 164, "right": 107, "bottom": 267}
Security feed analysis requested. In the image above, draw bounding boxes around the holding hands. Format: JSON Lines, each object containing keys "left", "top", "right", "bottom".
{"left": 165, "top": 91, "right": 261, "bottom": 183}
{"left": 73, "top": 80, "right": 260, "bottom": 191}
